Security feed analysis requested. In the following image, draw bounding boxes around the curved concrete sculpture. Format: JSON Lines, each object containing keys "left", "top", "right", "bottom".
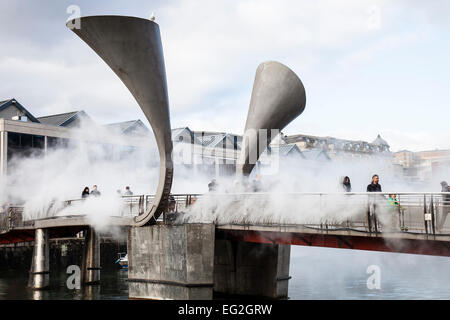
{"left": 67, "top": 16, "right": 173, "bottom": 226}
{"left": 237, "top": 61, "right": 306, "bottom": 176}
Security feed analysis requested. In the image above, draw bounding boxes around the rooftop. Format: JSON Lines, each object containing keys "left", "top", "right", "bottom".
{"left": 37, "top": 111, "right": 80, "bottom": 126}
{"left": 372, "top": 134, "right": 390, "bottom": 147}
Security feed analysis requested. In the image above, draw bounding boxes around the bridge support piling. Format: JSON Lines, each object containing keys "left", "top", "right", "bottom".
{"left": 127, "top": 224, "right": 215, "bottom": 300}
{"left": 81, "top": 228, "right": 101, "bottom": 285}
{"left": 214, "top": 240, "right": 291, "bottom": 299}
{"left": 28, "top": 228, "right": 50, "bottom": 290}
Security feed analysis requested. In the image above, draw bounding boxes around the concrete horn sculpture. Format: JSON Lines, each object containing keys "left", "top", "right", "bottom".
{"left": 237, "top": 61, "right": 306, "bottom": 176}
{"left": 67, "top": 16, "right": 173, "bottom": 226}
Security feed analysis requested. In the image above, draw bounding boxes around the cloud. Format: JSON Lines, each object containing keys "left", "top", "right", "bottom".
{"left": 159, "top": 0, "right": 390, "bottom": 114}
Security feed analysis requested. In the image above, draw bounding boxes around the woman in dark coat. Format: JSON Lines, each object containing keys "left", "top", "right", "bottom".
{"left": 342, "top": 176, "right": 352, "bottom": 192}
{"left": 82, "top": 187, "right": 90, "bottom": 199}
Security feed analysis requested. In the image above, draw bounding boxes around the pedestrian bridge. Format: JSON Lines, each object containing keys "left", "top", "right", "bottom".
{"left": 1, "top": 192, "right": 450, "bottom": 256}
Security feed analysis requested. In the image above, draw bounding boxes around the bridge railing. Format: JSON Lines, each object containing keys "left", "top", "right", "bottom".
{"left": 120, "top": 194, "right": 202, "bottom": 217}
{"left": 0, "top": 209, "right": 7, "bottom": 232}
{"left": 176, "top": 192, "right": 450, "bottom": 236}
{"left": 121, "top": 195, "right": 146, "bottom": 216}
{"left": 61, "top": 195, "right": 146, "bottom": 217}
{"left": 59, "top": 192, "right": 448, "bottom": 235}
{"left": 59, "top": 194, "right": 201, "bottom": 218}
{"left": 0, "top": 206, "right": 28, "bottom": 232}
{"left": 6, "top": 192, "right": 450, "bottom": 236}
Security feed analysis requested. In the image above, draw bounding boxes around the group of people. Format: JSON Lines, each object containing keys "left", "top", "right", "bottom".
{"left": 342, "top": 175, "right": 450, "bottom": 231}
{"left": 81, "top": 185, "right": 101, "bottom": 198}
{"left": 81, "top": 185, "right": 134, "bottom": 198}
{"left": 342, "top": 174, "right": 404, "bottom": 231}
{"left": 343, "top": 174, "right": 449, "bottom": 205}
{"left": 345, "top": 174, "right": 399, "bottom": 208}
{"left": 340, "top": 174, "right": 382, "bottom": 193}
{"left": 343, "top": 174, "right": 396, "bottom": 201}
{"left": 208, "top": 174, "right": 384, "bottom": 194}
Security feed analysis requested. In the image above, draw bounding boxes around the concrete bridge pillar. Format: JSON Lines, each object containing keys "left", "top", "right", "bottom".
{"left": 214, "top": 240, "right": 291, "bottom": 299}
{"left": 127, "top": 224, "right": 215, "bottom": 300}
{"left": 28, "top": 228, "right": 50, "bottom": 289}
{"left": 81, "top": 228, "right": 101, "bottom": 285}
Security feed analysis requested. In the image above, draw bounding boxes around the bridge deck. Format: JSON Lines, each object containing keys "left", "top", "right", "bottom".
{"left": 0, "top": 215, "right": 132, "bottom": 244}
{"left": 217, "top": 224, "right": 450, "bottom": 257}
{"left": 2, "top": 192, "right": 450, "bottom": 256}
{"left": 32, "top": 215, "right": 133, "bottom": 229}
{"left": 217, "top": 223, "right": 450, "bottom": 242}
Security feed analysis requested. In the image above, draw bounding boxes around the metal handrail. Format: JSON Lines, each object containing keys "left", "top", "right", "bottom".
{"left": 4, "top": 192, "right": 450, "bottom": 237}
{"left": 177, "top": 192, "right": 450, "bottom": 236}
{"left": 0, "top": 206, "right": 26, "bottom": 232}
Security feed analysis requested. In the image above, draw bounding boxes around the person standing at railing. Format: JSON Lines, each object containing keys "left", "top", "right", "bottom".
{"left": 168, "top": 195, "right": 176, "bottom": 212}
{"left": 0, "top": 202, "right": 9, "bottom": 231}
{"left": 0, "top": 201, "right": 7, "bottom": 213}
{"left": 388, "top": 194, "right": 404, "bottom": 231}
{"left": 366, "top": 174, "right": 382, "bottom": 232}
{"left": 0, "top": 201, "right": 8, "bottom": 214}
{"left": 342, "top": 176, "right": 352, "bottom": 192}
{"left": 81, "top": 186, "right": 90, "bottom": 198}
{"left": 388, "top": 194, "right": 400, "bottom": 208}
{"left": 367, "top": 175, "right": 382, "bottom": 192}
{"left": 90, "top": 185, "right": 101, "bottom": 197}
{"left": 124, "top": 186, "right": 133, "bottom": 196}
{"left": 438, "top": 181, "right": 450, "bottom": 229}
{"left": 122, "top": 187, "right": 134, "bottom": 216}
{"left": 208, "top": 179, "right": 217, "bottom": 192}
{"left": 251, "top": 174, "right": 262, "bottom": 192}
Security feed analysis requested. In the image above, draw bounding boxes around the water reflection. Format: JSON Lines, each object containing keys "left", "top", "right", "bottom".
{"left": 0, "top": 268, "right": 129, "bottom": 300}
{"left": 32, "top": 290, "right": 49, "bottom": 300}
{"left": 2, "top": 249, "right": 450, "bottom": 299}
{"left": 288, "top": 246, "right": 450, "bottom": 299}
{"left": 83, "top": 285, "right": 101, "bottom": 300}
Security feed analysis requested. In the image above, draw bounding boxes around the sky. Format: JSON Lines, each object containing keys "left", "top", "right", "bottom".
{"left": 0, "top": 0, "right": 449, "bottom": 152}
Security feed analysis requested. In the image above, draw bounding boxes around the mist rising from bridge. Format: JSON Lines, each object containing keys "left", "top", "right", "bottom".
{"left": 2, "top": 122, "right": 448, "bottom": 228}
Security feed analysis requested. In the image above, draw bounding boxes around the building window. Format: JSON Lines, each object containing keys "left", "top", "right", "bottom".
{"left": 7, "top": 132, "right": 45, "bottom": 162}
{"left": 47, "top": 136, "right": 70, "bottom": 149}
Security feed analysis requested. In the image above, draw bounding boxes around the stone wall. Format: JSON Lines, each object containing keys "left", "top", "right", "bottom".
{"left": 128, "top": 223, "right": 215, "bottom": 300}
{"left": 214, "top": 240, "right": 291, "bottom": 298}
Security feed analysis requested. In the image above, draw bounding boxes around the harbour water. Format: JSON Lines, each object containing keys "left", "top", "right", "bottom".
{"left": 288, "top": 246, "right": 450, "bottom": 299}
{"left": 0, "top": 268, "right": 129, "bottom": 300}
{"left": 1, "top": 246, "right": 450, "bottom": 300}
